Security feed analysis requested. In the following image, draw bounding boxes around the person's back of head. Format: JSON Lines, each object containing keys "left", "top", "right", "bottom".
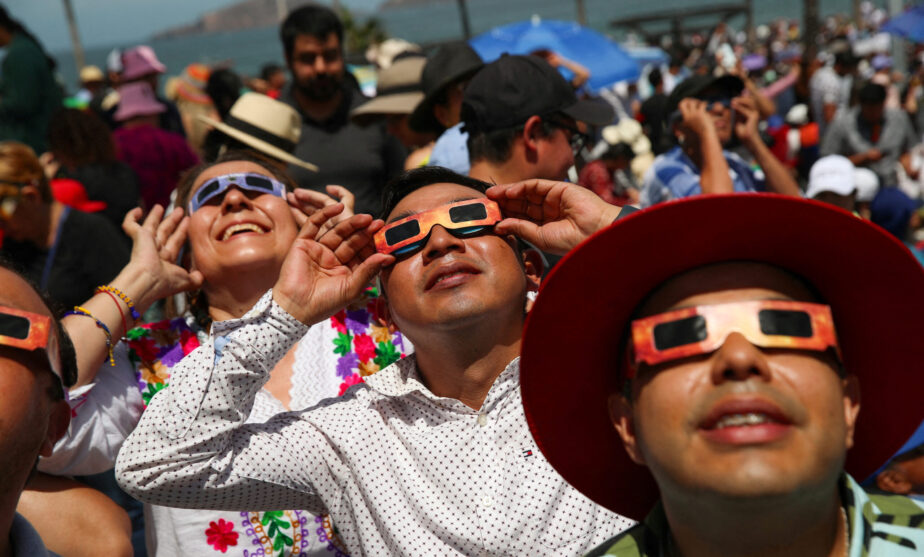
{"left": 857, "top": 81, "right": 887, "bottom": 106}
{"left": 47, "top": 108, "right": 117, "bottom": 168}
{"left": 206, "top": 69, "right": 243, "bottom": 120}
{"left": 870, "top": 187, "right": 917, "bottom": 242}
{"left": 648, "top": 68, "right": 663, "bottom": 91}
{"left": 280, "top": 4, "right": 343, "bottom": 59}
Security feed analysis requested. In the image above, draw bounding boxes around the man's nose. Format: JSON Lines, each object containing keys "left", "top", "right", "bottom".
{"left": 709, "top": 332, "right": 773, "bottom": 384}
{"left": 422, "top": 225, "right": 464, "bottom": 261}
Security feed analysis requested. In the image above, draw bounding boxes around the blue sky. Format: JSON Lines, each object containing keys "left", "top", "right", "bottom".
{"left": 8, "top": 0, "right": 382, "bottom": 53}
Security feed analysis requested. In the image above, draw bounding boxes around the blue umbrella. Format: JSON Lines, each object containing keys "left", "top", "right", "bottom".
{"left": 469, "top": 17, "right": 641, "bottom": 92}
{"left": 881, "top": 5, "right": 924, "bottom": 43}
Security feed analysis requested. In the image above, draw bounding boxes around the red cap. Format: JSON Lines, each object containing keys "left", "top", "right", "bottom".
{"left": 51, "top": 178, "right": 107, "bottom": 213}
{"left": 521, "top": 193, "right": 924, "bottom": 520}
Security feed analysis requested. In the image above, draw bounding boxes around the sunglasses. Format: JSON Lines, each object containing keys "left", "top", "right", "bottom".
{"left": 0, "top": 305, "right": 63, "bottom": 385}
{"left": 546, "top": 118, "right": 590, "bottom": 154}
{"left": 187, "top": 173, "right": 286, "bottom": 214}
{"left": 375, "top": 198, "right": 502, "bottom": 256}
{"left": 626, "top": 300, "right": 841, "bottom": 377}
{"left": 695, "top": 95, "right": 733, "bottom": 109}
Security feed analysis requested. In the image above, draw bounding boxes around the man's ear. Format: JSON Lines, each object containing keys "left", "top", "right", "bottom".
{"left": 842, "top": 375, "right": 861, "bottom": 450}
{"left": 39, "top": 399, "right": 71, "bottom": 458}
{"left": 608, "top": 393, "right": 646, "bottom": 465}
{"left": 876, "top": 467, "right": 911, "bottom": 495}
{"left": 522, "top": 115, "right": 544, "bottom": 154}
{"left": 374, "top": 294, "right": 396, "bottom": 331}
{"left": 521, "top": 247, "right": 544, "bottom": 293}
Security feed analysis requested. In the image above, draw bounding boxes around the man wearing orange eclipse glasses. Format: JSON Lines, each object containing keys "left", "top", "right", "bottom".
{"left": 520, "top": 193, "right": 924, "bottom": 556}
{"left": 0, "top": 262, "right": 76, "bottom": 556}
{"left": 117, "top": 166, "right": 640, "bottom": 556}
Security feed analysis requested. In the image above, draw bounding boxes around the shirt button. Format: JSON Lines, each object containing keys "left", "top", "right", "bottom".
{"left": 477, "top": 413, "right": 488, "bottom": 427}
{"left": 481, "top": 495, "right": 494, "bottom": 507}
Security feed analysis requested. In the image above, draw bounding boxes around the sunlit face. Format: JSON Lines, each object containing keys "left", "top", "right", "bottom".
{"left": 287, "top": 33, "right": 344, "bottom": 102}
{"left": 379, "top": 183, "right": 530, "bottom": 339}
{"left": 615, "top": 263, "right": 859, "bottom": 504}
{"left": 186, "top": 161, "right": 297, "bottom": 286}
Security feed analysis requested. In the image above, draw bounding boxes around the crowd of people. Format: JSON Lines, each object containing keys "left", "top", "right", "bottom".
{"left": 0, "top": 2, "right": 922, "bottom": 556}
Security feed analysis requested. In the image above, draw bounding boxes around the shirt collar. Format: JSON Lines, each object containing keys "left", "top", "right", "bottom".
{"left": 364, "top": 354, "right": 521, "bottom": 412}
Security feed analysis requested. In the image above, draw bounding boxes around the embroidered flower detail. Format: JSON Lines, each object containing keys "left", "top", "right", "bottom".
{"left": 374, "top": 341, "right": 401, "bottom": 368}
{"left": 338, "top": 372, "right": 364, "bottom": 396}
{"left": 331, "top": 310, "right": 348, "bottom": 334}
{"left": 205, "top": 518, "right": 239, "bottom": 552}
{"left": 353, "top": 333, "right": 376, "bottom": 362}
{"left": 140, "top": 360, "right": 169, "bottom": 385}
{"left": 158, "top": 342, "right": 186, "bottom": 367}
{"left": 358, "top": 360, "right": 380, "bottom": 377}
{"left": 370, "top": 323, "right": 392, "bottom": 344}
{"left": 345, "top": 309, "right": 371, "bottom": 334}
{"left": 179, "top": 329, "right": 200, "bottom": 355}
{"left": 332, "top": 331, "right": 352, "bottom": 356}
{"left": 335, "top": 353, "right": 359, "bottom": 379}
{"left": 131, "top": 336, "right": 160, "bottom": 362}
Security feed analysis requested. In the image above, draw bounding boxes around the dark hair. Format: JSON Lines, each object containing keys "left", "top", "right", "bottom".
{"left": 834, "top": 50, "right": 859, "bottom": 68}
{"left": 858, "top": 82, "right": 887, "bottom": 106}
{"left": 260, "top": 63, "right": 284, "bottom": 81}
{"left": 379, "top": 166, "right": 493, "bottom": 220}
{"left": 47, "top": 108, "right": 117, "bottom": 167}
{"left": 172, "top": 150, "right": 298, "bottom": 329}
{"left": 466, "top": 118, "right": 556, "bottom": 165}
{"left": 647, "top": 68, "right": 663, "bottom": 89}
{"left": 280, "top": 4, "right": 343, "bottom": 59}
{"left": 600, "top": 142, "right": 635, "bottom": 162}
{"left": 0, "top": 5, "right": 56, "bottom": 71}
{"left": 0, "top": 258, "right": 78, "bottom": 393}
{"left": 206, "top": 69, "right": 243, "bottom": 120}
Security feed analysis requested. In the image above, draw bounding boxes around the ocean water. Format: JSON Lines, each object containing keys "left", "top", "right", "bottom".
{"left": 52, "top": 0, "right": 888, "bottom": 93}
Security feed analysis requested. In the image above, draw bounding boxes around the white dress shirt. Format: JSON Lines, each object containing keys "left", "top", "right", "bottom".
{"left": 116, "top": 291, "right": 634, "bottom": 556}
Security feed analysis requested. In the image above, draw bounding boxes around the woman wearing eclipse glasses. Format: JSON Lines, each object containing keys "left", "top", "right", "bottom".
{"left": 31, "top": 150, "right": 408, "bottom": 557}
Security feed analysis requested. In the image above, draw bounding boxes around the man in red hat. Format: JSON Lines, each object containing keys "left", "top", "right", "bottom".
{"left": 518, "top": 191, "right": 924, "bottom": 556}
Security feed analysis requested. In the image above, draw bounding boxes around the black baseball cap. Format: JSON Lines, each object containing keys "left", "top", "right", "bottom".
{"left": 461, "top": 54, "right": 614, "bottom": 134}
{"left": 666, "top": 74, "right": 744, "bottom": 115}
{"left": 408, "top": 42, "right": 484, "bottom": 133}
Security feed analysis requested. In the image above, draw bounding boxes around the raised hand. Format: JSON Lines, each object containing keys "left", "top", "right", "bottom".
{"left": 486, "top": 180, "right": 623, "bottom": 256}
{"left": 287, "top": 185, "right": 357, "bottom": 239}
{"left": 732, "top": 96, "right": 761, "bottom": 146}
{"left": 273, "top": 204, "right": 393, "bottom": 324}
{"left": 114, "top": 205, "right": 204, "bottom": 314}
{"left": 678, "top": 98, "right": 715, "bottom": 139}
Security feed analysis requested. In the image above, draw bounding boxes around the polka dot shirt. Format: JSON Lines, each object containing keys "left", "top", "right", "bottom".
{"left": 116, "top": 291, "right": 634, "bottom": 556}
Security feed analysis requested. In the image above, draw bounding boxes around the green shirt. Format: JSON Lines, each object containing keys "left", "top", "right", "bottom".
{"left": 0, "top": 33, "right": 62, "bottom": 153}
{"left": 587, "top": 474, "right": 924, "bottom": 557}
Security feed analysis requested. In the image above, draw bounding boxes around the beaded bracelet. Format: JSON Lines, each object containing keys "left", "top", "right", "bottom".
{"left": 96, "top": 285, "right": 141, "bottom": 321}
{"left": 100, "top": 289, "right": 128, "bottom": 336}
{"left": 63, "top": 305, "right": 115, "bottom": 366}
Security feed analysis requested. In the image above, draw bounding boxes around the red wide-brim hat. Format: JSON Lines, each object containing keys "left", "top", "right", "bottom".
{"left": 521, "top": 193, "right": 924, "bottom": 521}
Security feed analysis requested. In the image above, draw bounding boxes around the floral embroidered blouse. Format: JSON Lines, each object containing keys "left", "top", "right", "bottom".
{"left": 126, "top": 288, "right": 409, "bottom": 556}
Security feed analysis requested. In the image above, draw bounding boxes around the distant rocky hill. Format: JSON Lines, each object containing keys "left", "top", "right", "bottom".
{"left": 152, "top": 0, "right": 317, "bottom": 39}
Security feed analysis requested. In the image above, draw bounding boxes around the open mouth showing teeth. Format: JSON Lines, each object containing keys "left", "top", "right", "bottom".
{"left": 221, "top": 223, "right": 265, "bottom": 241}
{"left": 711, "top": 413, "right": 779, "bottom": 430}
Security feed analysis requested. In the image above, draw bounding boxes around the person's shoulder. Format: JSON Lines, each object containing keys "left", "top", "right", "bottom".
{"left": 584, "top": 522, "right": 660, "bottom": 557}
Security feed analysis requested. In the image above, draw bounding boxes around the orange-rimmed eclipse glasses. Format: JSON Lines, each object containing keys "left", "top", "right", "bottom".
{"left": 375, "top": 198, "right": 502, "bottom": 256}
{"left": 0, "top": 305, "right": 63, "bottom": 383}
{"left": 627, "top": 300, "right": 841, "bottom": 377}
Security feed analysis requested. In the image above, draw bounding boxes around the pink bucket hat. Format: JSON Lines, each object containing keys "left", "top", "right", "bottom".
{"left": 114, "top": 82, "right": 166, "bottom": 122}
{"left": 121, "top": 45, "right": 166, "bottom": 81}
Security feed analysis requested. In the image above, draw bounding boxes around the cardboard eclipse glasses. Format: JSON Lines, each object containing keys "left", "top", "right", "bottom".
{"left": 375, "top": 198, "right": 502, "bottom": 256}
{"left": 187, "top": 173, "right": 286, "bottom": 214}
{"left": 627, "top": 300, "right": 841, "bottom": 377}
{"left": 0, "top": 305, "right": 63, "bottom": 384}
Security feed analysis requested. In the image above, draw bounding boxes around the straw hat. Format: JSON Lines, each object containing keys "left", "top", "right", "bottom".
{"left": 79, "top": 65, "right": 104, "bottom": 84}
{"left": 114, "top": 82, "right": 166, "bottom": 122}
{"left": 198, "top": 93, "right": 318, "bottom": 172}
{"left": 351, "top": 56, "right": 426, "bottom": 125}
